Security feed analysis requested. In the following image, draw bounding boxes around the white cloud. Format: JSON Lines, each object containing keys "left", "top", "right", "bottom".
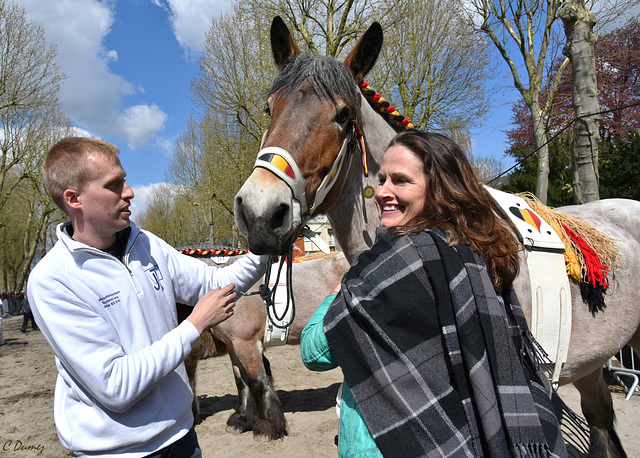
{"left": 152, "top": 136, "right": 176, "bottom": 158}
{"left": 117, "top": 104, "right": 168, "bottom": 149}
{"left": 17, "top": 0, "right": 167, "bottom": 150}
{"left": 130, "top": 182, "right": 165, "bottom": 222}
{"left": 158, "top": 0, "right": 233, "bottom": 58}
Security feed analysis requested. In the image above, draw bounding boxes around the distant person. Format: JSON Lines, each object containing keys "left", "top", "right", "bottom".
{"left": 8, "top": 291, "right": 20, "bottom": 315}
{"left": 28, "top": 137, "right": 269, "bottom": 457}
{"left": 20, "top": 291, "right": 38, "bottom": 333}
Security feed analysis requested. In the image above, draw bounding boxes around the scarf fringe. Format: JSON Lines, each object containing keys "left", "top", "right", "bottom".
{"left": 515, "top": 442, "right": 551, "bottom": 458}
{"left": 528, "top": 330, "right": 590, "bottom": 457}
{"left": 559, "top": 403, "right": 591, "bottom": 457}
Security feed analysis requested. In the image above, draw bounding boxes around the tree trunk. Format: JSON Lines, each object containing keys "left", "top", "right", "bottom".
{"left": 560, "top": 0, "right": 601, "bottom": 203}
{"left": 531, "top": 103, "right": 551, "bottom": 205}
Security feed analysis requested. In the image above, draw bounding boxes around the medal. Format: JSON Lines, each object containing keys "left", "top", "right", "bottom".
{"left": 363, "top": 185, "right": 375, "bottom": 199}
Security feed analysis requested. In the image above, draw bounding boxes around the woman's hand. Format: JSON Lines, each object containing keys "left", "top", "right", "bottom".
{"left": 187, "top": 284, "right": 236, "bottom": 334}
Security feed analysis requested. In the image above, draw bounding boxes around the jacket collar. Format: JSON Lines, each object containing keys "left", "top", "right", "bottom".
{"left": 57, "top": 221, "right": 140, "bottom": 255}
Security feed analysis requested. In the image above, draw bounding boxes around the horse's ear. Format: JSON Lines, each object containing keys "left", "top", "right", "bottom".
{"left": 271, "top": 16, "right": 301, "bottom": 72}
{"left": 343, "top": 22, "right": 383, "bottom": 83}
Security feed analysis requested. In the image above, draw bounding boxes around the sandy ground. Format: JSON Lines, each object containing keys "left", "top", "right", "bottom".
{"left": 1, "top": 314, "right": 639, "bottom": 458}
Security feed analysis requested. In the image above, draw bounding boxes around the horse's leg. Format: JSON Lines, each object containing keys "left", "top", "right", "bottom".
{"left": 184, "top": 337, "right": 203, "bottom": 422}
{"left": 251, "top": 350, "right": 287, "bottom": 440}
{"left": 179, "top": 302, "right": 204, "bottom": 422}
{"left": 226, "top": 339, "right": 287, "bottom": 440}
{"left": 573, "top": 368, "right": 627, "bottom": 458}
{"left": 184, "top": 329, "right": 222, "bottom": 423}
{"left": 226, "top": 346, "right": 260, "bottom": 433}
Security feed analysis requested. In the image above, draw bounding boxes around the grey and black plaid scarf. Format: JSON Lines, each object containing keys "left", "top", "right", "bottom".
{"left": 324, "top": 227, "right": 567, "bottom": 457}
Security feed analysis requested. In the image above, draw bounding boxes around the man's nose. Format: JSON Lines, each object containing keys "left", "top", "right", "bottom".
{"left": 123, "top": 183, "right": 134, "bottom": 199}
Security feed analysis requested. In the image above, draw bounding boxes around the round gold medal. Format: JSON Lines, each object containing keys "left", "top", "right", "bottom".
{"left": 363, "top": 185, "right": 375, "bottom": 199}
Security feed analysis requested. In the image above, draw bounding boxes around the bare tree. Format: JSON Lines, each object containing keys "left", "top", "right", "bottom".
{"left": 135, "top": 182, "right": 210, "bottom": 248}
{"left": 465, "top": 0, "right": 570, "bottom": 204}
{"left": 253, "top": 0, "right": 409, "bottom": 57}
{"left": 369, "top": 0, "right": 492, "bottom": 136}
{"left": 560, "top": 0, "right": 601, "bottom": 203}
{"left": 465, "top": 0, "right": 637, "bottom": 204}
{"left": 0, "top": 0, "right": 70, "bottom": 289}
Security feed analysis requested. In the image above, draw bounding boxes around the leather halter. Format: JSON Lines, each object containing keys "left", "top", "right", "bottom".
{"left": 253, "top": 121, "right": 360, "bottom": 216}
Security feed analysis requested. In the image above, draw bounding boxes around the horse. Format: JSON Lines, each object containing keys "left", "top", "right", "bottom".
{"left": 234, "top": 16, "right": 640, "bottom": 457}
{"left": 180, "top": 251, "right": 349, "bottom": 439}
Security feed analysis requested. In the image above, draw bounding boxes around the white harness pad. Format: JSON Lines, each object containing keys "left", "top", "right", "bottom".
{"left": 484, "top": 186, "right": 571, "bottom": 384}
{"left": 262, "top": 266, "right": 294, "bottom": 348}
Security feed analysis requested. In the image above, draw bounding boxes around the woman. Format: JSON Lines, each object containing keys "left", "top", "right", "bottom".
{"left": 301, "top": 130, "right": 567, "bottom": 457}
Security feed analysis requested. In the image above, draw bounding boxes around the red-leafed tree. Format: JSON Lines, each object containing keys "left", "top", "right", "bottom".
{"left": 597, "top": 19, "right": 640, "bottom": 141}
{"left": 500, "top": 18, "right": 640, "bottom": 204}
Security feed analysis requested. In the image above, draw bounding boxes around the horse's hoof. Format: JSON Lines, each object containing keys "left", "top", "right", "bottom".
{"left": 226, "top": 413, "right": 253, "bottom": 433}
{"left": 252, "top": 419, "right": 287, "bottom": 441}
{"left": 224, "top": 425, "right": 245, "bottom": 435}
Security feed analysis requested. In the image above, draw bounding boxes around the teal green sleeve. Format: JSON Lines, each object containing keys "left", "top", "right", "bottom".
{"left": 300, "top": 293, "right": 338, "bottom": 371}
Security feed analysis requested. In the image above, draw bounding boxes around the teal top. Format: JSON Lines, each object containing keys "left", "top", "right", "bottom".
{"left": 301, "top": 294, "right": 383, "bottom": 458}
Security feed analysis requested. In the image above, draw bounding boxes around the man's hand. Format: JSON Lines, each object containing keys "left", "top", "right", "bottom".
{"left": 187, "top": 284, "right": 236, "bottom": 334}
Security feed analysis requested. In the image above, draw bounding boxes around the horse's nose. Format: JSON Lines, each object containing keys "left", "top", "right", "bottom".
{"left": 270, "top": 202, "right": 289, "bottom": 234}
{"left": 234, "top": 190, "right": 297, "bottom": 255}
{"left": 235, "top": 194, "right": 291, "bottom": 235}
{"left": 234, "top": 194, "right": 250, "bottom": 237}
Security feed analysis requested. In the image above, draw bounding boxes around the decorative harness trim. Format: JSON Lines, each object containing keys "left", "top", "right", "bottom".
{"left": 255, "top": 146, "right": 309, "bottom": 213}
{"left": 358, "top": 81, "right": 414, "bottom": 132}
{"left": 254, "top": 121, "right": 358, "bottom": 215}
{"left": 179, "top": 248, "right": 249, "bottom": 257}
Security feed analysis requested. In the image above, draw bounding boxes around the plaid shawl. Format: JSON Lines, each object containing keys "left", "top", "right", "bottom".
{"left": 324, "top": 227, "right": 567, "bottom": 457}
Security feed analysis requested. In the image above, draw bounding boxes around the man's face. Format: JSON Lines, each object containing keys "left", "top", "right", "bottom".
{"left": 75, "top": 153, "right": 134, "bottom": 246}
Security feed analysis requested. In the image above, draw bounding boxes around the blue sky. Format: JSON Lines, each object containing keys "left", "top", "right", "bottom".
{"left": 18, "top": 0, "right": 518, "bottom": 217}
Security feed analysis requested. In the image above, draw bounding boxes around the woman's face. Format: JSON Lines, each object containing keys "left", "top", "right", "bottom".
{"left": 375, "top": 145, "right": 428, "bottom": 228}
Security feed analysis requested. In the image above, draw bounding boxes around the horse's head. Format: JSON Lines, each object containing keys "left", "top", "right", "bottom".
{"left": 234, "top": 16, "right": 383, "bottom": 255}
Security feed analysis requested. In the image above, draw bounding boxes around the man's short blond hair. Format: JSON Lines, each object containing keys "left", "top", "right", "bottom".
{"left": 43, "top": 137, "right": 121, "bottom": 212}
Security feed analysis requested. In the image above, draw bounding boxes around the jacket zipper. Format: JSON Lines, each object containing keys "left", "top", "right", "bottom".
{"left": 123, "top": 230, "right": 142, "bottom": 294}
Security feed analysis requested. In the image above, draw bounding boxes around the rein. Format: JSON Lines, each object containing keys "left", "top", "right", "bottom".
{"left": 260, "top": 247, "right": 296, "bottom": 330}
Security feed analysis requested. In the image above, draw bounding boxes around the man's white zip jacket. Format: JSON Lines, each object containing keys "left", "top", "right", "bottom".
{"left": 27, "top": 221, "right": 269, "bottom": 457}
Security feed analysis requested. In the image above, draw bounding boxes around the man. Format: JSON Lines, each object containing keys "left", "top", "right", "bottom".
{"left": 28, "top": 137, "right": 269, "bottom": 457}
{"left": 20, "top": 290, "right": 38, "bottom": 333}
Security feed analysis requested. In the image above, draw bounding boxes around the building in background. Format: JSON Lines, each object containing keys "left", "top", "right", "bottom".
{"left": 300, "top": 215, "right": 338, "bottom": 255}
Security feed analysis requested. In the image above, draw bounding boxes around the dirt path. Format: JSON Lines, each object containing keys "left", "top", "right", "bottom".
{"left": 1, "top": 314, "right": 639, "bottom": 457}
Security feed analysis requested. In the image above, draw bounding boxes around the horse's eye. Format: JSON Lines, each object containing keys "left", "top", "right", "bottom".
{"left": 335, "top": 108, "right": 351, "bottom": 126}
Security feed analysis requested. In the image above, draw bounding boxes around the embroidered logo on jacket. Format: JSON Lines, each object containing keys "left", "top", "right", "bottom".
{"left": 146, "top": 265, "right": 164, "bottom": 291}
{"left": 99, "top": 291, "right": 121, "bottom": 308}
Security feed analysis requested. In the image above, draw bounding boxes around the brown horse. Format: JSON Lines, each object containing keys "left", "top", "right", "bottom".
{"left": 181, "top": 252, "right": 349, "bottom": 439}
{"left": 234, "top": 16, "right": 640, "bottom": 457}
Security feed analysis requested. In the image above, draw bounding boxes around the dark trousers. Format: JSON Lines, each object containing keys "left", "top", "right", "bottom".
{"left": 143, "top": 428, "right": 201, "bottom": 458}
{"left": 21, "top": 312, "right": 37, "bottom": 331}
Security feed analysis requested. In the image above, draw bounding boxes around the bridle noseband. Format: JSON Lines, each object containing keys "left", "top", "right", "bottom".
{"left": 253, "top": 120, "right": 363, "bottom": 217}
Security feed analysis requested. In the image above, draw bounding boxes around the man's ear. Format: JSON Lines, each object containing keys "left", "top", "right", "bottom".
{"left": 63, "top": 188, "right": 81, "bottom": 210}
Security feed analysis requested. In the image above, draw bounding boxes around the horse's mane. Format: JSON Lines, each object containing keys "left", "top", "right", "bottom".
{"left": 267, "top": 52, "right": 362, "bottom": 118}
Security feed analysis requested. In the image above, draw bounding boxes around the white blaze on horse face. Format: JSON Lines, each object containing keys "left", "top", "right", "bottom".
{"left": 375, "top": 145, "right": 428, "bottom": 228}
{"left": 234, "top": 168, "right": 302, "bottom": 253}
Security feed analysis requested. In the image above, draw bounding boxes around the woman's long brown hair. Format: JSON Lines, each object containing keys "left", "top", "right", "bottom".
{"left": 389, "top": 130, "right": 521, "bottom": 293}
